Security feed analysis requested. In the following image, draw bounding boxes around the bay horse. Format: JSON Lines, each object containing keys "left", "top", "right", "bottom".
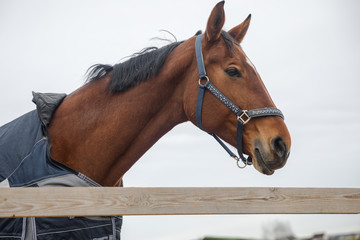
{"left": 0, "top": 1, "right": 290, "bottom": 239}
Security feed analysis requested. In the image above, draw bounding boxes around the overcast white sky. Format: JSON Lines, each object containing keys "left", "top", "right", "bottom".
{"left": 1, "top": 0, "right": 359, "bottom": 239}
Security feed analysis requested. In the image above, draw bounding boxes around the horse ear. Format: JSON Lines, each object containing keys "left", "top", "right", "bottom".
{"left": 228, "top": 14, "right": 251, "bottom": 44}
{"left": 205, "top": 1, "right": 225, "bottom": 42}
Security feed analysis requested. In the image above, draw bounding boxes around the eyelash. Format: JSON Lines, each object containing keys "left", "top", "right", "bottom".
{"left": 225, "top": 67, "right": 242, "bottom": 78}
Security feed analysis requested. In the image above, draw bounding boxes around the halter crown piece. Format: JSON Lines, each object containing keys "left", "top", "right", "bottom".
{"left": 194, "top": 34, "right": 284, "bottom": 168}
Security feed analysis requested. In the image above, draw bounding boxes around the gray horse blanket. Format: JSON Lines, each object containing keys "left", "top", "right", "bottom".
{"left": 0, "top": 92, "right": 122, "bottom": 240}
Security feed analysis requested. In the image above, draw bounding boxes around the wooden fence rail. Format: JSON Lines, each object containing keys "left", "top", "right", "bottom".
{"left": 0, "top": 187, "right": 359, "bottom": 218}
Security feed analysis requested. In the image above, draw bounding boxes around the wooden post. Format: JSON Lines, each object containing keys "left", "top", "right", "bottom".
{"left": 0, "top": 187, "right": 359, "bottom": 218}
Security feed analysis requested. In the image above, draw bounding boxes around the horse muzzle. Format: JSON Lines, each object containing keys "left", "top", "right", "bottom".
{"left": 253, "top": 136, "right": 290, "bottom": 175}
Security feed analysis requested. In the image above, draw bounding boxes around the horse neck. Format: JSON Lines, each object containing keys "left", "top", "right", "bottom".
{"left": 49, "top": 42, "right": 194, "bottom": 186}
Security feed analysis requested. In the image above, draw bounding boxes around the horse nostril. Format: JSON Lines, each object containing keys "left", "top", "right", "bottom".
{"left": 271, "top": 136, "right": 287, "bottom": 159}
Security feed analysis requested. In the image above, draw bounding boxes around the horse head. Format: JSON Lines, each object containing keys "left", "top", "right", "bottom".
{"left": 183, "top": 1, "right": 291, "bottom": 175}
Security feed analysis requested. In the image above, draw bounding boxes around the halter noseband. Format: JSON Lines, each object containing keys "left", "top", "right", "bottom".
{"left": 194, "top": 34, "right": 284, "bottom": 168}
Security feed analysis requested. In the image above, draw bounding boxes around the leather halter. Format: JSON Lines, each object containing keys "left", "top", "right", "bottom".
{"left": 194, "top": 34, "right": 284, "bottom": 168}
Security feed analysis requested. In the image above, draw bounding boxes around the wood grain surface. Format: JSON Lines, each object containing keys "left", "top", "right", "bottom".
{"left": 0, "top": 187, "right": 359, "bottom": 217}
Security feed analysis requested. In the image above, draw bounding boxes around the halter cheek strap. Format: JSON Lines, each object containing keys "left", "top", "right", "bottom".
{"left": 194, "top": 34, "right": 284, "bottom": 168}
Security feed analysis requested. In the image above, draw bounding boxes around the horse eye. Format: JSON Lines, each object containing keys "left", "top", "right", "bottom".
{"left": 225, "top": 67, "right": 242, "bottom": 78}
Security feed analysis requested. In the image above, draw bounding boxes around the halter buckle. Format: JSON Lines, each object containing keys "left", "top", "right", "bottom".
{"left": 238, "top": 110, "right": 251, "bottom": 125}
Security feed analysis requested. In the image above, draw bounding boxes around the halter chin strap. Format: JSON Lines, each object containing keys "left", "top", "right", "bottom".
{"left": 194, "top": 34, "right": 284, "bottom": 168}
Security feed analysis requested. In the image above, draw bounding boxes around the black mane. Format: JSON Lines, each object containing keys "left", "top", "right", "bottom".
{"left": 86, "top": 41, "right": 183, "bottom": 92}
{"left": 86, "top": 30, "right": 235, "bottom": 93}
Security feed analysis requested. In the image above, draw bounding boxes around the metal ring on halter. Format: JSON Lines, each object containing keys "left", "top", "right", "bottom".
{"left": 232, "top": 156, "right": 247, "bottom": 169}
{"left": 198, "top": 76, "right": 210, "bottom": 86}
{"left": 237, "top": 110, "right": 251, "bottom": 125}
